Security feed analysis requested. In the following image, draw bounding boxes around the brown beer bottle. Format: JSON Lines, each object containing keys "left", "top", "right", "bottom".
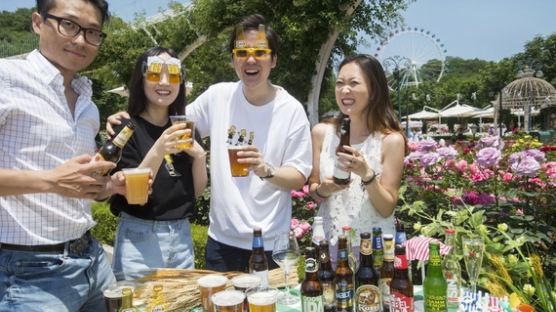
{"left": 333, "top": 116, "right": 351, "bottom": 185}
{"left": 318, "top": 240, "right": 336, "bottom": 312}
{"left": 93, "top": 120, "right": 135, "bottom": 175}
{"left": 379, "top": 234, "right": 395, "bottom": 312}
{"left": 335, "top": 235, "right": 354, "bottom": 312}
{"left": 249, "top": 227, "right": 269, "bottom": 287}
{"left": 355, "top": 232, "right": 382, "bottom": 312}
{"left": 301, "top": 247, "right": 324, "bottom": 312}
{"left": 390, "top": 245, "right": 414, "bottom": 312}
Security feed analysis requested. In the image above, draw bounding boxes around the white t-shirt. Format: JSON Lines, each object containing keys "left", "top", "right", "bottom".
{"left": 187, "top": 81, "right": 312, "bottom": 250}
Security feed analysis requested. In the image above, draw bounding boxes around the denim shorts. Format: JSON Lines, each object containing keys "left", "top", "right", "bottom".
{"left": 0, "top": 238, "right": 115, "bottom": 312}
{"left": 112, "top": 212, "right": 195, "bottom": 281}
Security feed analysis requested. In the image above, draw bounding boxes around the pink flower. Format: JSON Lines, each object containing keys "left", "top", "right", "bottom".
{"left": 476, "top": 147, "right": 502, "bottom": 168}
{"left": 501, "top": 171, "right": 513, "bottom": 183}
{"left": 305, "top": 201, "right": 317, "bottom": 210}
{"left": 291, "top": 190, "right": 305, "bottom": 199}
{"left": 454, "top": 159, "right": 468, "bottom": 173}
{"left": 293, "top": 227, "right": 304, "bottom": 238}
{"left": 302, "top": 184, "right": 309, "bottom": 194}
{"left": 290, "top": 218, "right": 300, "bottom": 229}
{"left": 515, "top": 208, "right": 524, "bottom": 216}
{"left": 298, "top": 221, "right": 312, "bottom": 232}
{"left": 528, "top": 177, "right": 546, "bottom": 188}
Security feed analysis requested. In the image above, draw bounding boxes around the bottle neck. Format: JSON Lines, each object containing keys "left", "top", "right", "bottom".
{"left": 427, "top": 247, "right": 443, "bottom": 276}
{"left": 252, "top": 235, "right": 264, "bottom": 250}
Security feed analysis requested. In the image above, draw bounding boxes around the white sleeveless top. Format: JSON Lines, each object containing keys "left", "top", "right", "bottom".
{"left": 317, "top": 124, "right": 396, "bottom": 250}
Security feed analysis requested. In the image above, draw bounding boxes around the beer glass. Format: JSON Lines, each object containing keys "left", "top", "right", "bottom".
{"left": 272, "top": 231, "right": 300, "bottom": 305}
{"left": 246, "top": 287, "right": 279, "bottom": 312}
{"left": 197, "top": 274, "right": 228, "bottom": 312}
{"left": 122, "top": 168, "right": 151, "bottom": 205}
{"left": 462, "top": 235, "right": 484, "bottom": 294}
{"left": 212, "top": 290, "right": 245, "bottom": 312}
{"left": 103, "top": 286, "right": 124, "bottom": 312}
{"left": 232, "top": 274, "right": 262, "bottom": 292}
{"left": 169, "top": 115, "right": 195, "bottom": 150}
{"left": 228, "top": 146, "right": 249, "bottom": 177}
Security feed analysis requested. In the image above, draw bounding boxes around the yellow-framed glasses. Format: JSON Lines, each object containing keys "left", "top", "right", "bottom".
{"left": 144, "top": 56, "right": 182, "bottom": 84}
{"left": 232, "top": 48, "right": 272, "bottom": 60}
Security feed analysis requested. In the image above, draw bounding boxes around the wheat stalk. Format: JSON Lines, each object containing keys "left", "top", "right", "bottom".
{"left": 131, "top": 268, "right": 299, "bottom": 311}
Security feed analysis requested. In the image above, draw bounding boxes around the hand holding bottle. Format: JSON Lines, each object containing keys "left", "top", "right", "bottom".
{"left": 337, "top": 145, "right": 371, "bottom": 179}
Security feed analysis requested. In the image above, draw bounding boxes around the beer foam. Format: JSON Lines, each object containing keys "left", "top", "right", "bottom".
{"left": 198, "top": 274, "right": 228, "bottom": 288}
{"left": 232, "top": 274, "right": 262, "bottom": 289}
{"left": 212, "top": 290, "right": 245, "bottom": 306}
{"left": 122, "top": 167, "right": 151, "bottom": 175}
{"left": 247, "top": 290, "right": 278, "bottom": 305}
{"left": 103, "top": 287, "right": 122, "bottom": 298}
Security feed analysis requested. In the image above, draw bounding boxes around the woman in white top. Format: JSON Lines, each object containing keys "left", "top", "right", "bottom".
{"left": 309, "top": 54, "right": 406, "bottom": 257}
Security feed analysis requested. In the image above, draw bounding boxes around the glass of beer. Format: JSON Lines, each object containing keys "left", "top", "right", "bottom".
{"left": 228, "top": 146, "right": 249, "bottom": 177}
{"left": 212, "top": 290, "right": 245, "bottom": 312}
{"left": 198, "top": 274, "right": 229, "bottom": 312}
{"left": 246, "top": 287, "right": 279, "bottom": 312}
{"left": 122, "top": 168, "right": 151, "bottom": 205}
{"left": 232, "top": 274, "right": 262, "bottom": 292}
{"left": 103, "top": 286, "right": 124, "bottom": 312}
{"left": 169, "top": 115, "right": 195, "bottom": 150}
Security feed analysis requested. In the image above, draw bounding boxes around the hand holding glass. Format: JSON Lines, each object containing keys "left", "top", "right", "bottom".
{"left": 122, "top": 168, "right": 151, "bottom": 205}
{"left": 272, "top": 231, "right": 300, "bottom": 305}
{"left": 462, "top": 235, "right": 484, "bottom": 294}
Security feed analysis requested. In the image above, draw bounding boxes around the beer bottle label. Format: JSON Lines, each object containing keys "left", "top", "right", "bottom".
{"left": 424, "top": 295, "right": 447, "bottom": 311}
{"left": 355, "top": 285, "right": 382, "bottom": 312}
{"left": 379, "top": 277, "right": 392, "bottom": 308}
{"left": 390, "top": 291, "right": 414, "bottom": 312}
{"left": 252, "top": 270, "right": 269, "bottom": 287}
{"left": 302, "top": 296, "right": 324, "bottom": 312}
{"left": 322, "top": 281, "right": 336, "bottom": 308}
{"left": 383, "top": 238, "right": 395, "bottom": 261}
{"left": 335, "top": 279, "right": 353, "bottom": 309}
{"left": 333, "top": 164, "right": 350, "bottom": 179}
{"left": 113, "top": 126, "right": 134, "bottom": 148}
{"left": 394, "top": 254, "right": 408, "bottom": 270}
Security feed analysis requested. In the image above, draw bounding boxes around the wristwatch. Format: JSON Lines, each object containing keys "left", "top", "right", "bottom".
{"left": 260, "top": 163, "right": 276, "bottom": 179}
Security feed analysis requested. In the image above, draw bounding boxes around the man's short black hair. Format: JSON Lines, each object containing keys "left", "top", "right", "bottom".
{"left": 36, "top": 0, "right": 110, "bottom": 24}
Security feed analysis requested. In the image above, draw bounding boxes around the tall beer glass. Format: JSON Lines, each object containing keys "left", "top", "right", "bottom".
{"left": 169, "top": 115, "right": 195, "bottom": 150}
{"left": 122, "top": 168, "right": 151, "bottom": 205}
{"left": 198, "top": 274, "right": 228, "bottom": 312}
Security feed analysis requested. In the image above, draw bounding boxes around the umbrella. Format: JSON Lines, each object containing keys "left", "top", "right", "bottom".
{"left": 408, "top": 109, "right": 440, "bottom": 120}
{"left": 471, "top": 106, "right": 495, "bottom": 119}
{"left": 403, "top": 236, "right": 450, "bottom": 261}
{"left": 440, "top": 103, "right": 480, "bottom": 118}
{"left": 106, "top": 85, "right": 129, "bottom": 97}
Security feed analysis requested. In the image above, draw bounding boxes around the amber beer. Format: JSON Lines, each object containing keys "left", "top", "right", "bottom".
{"left": 336, "top": 235, "right": 354, "bottom": 312}
{"left": 122, "top": 168, "right": 151, "bottom": 205}
{"left": 198, "top": 274, "right": 229, "bottom": 312}
{"left": 169, "top": 115, "right": 195, "bottom": 149}
{"left": 247, "top": 288, "right": 279, "bottom": 312}
{"left": 212, "top": 290, "right": 245, "bottom": 312}
{"left": 317, "top": 240, "right": 336, "bottom": 312}
{"left": 228, "top": 146, "right": 249, "bottom": 177}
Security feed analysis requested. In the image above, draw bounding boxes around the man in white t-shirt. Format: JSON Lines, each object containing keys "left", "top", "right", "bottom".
{"left": 191, "top": 15, "right": 311, "bottom": 271}
{"left": 107, "top": 14, "right": 312, "bottom": 271}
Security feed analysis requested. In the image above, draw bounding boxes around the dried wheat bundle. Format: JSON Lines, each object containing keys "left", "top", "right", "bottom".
{"left": 131, "top": 268, "right": 299, "bottom": 311}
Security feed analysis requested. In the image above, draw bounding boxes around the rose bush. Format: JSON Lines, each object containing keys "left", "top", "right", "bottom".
{"left": 399, "top": 133, "right": 555, "bottom": 311}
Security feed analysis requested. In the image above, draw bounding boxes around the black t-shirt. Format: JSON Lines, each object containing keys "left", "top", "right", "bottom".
{"left": 109, "top": 116, "right": 197, "bottom": 221}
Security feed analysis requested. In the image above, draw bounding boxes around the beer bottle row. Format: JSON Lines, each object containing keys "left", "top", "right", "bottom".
{"left": 301, "top": 232, "right": 414, "bottom": 312}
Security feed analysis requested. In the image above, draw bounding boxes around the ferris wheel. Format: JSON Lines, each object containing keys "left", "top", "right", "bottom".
{"left": 374, "top": 27, "right": 447, "bottom": 88}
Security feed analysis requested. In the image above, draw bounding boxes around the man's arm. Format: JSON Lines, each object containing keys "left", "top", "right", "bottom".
{"left": 0, "top": 154, "right": 116, "bottom": 199}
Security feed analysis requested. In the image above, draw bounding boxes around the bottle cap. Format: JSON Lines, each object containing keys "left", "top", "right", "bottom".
{"left": 445, "top": 228, "right": 456, "bottom": 234}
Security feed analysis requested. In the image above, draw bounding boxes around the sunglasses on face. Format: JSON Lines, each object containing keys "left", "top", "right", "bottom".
{"left": 232, "top": 48, "right": 272, "bottom": 60}
{"left": 143, "top": 56, "right": 183, "bottom": 84}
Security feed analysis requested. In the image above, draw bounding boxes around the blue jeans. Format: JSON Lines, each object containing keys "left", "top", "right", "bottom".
{"left": 112, "top": 212, "right": 195, "bottom": 281}
{"left": 0, "top": 238, "right": 115, "bottom": 312}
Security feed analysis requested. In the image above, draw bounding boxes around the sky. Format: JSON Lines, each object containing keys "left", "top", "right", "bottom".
{"left": 2, "top": 0, "right": 555, "bottom": 62}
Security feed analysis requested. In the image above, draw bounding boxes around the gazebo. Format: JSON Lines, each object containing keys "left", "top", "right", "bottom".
{"left": 499, "top": 65, "right": 556, "bottom": 131}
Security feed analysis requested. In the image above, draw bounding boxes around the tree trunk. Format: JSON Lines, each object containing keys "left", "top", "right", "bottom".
{"left": 306, "top": 0, "right": 363, "bottom": 126}
{"left": 178, "top": 35, "right": 208, "bottom": 60}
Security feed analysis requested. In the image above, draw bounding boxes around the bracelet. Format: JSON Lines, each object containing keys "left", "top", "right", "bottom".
{"left": 360, "top": 170, "right": 378, "bottom": 186}
{"left": 315, "top": 184, "right": 330, "bottom": 199}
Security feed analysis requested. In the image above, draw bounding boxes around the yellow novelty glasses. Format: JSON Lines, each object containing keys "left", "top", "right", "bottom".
{"left": 144, "top": 56, "right": 183, "bottom": 84}
{"left": 232, "top": 48, "right": 272, "bottom": 60}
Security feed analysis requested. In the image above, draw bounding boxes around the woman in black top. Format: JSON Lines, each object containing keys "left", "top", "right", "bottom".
{"left": 110, "top": 47, "right": 207, "bottom": 280}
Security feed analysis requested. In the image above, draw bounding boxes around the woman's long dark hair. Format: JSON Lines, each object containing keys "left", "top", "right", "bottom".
{"left": 334, "top": 54, "right": 402, "bottom": 136}
{"left": 127, "top": 47, "right": 186, "bottom": 117}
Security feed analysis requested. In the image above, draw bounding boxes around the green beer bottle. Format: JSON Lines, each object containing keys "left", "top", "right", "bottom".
{"left": 424, "top": 241, "right": 447, "bottom": 312}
